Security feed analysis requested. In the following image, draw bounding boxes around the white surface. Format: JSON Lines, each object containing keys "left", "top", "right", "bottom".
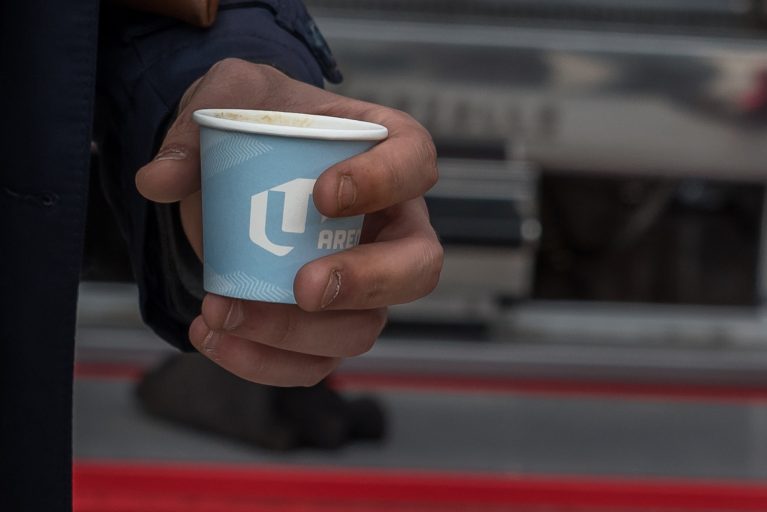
{"left": 193, "top": 109, "right": 388, "bottom": 140}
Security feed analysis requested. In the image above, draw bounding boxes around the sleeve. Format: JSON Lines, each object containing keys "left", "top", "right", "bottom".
{"left": 95, "top": 0, "right": 341, "bottom": 351}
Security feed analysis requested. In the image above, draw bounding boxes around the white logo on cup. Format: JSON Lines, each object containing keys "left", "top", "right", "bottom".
{"left": 249, "top": 178, "right": 316, "bottom": 256}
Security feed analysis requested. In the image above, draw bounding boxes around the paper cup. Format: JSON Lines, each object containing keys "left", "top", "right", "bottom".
{"left": 193, "top": 109, "right": 387, "bottom": 303}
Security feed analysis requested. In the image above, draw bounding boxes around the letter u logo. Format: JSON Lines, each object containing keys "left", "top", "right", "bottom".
{"left": 249, "top": 178, "right": 316, "bottom": 256}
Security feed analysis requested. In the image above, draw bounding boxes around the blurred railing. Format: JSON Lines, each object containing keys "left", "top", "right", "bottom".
{"left": 304, "top": 0, "right": 767, "bottom": 332}
{"left": 308, "top": 0, "right": 766, "bottom": 32}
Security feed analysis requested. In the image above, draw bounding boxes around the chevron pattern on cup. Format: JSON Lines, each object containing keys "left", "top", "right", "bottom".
{"left": 204, "top": 266, "right": 293, "bottom": 302}
{"left": 202, "top": 132, "right": 273, "bottom": 181}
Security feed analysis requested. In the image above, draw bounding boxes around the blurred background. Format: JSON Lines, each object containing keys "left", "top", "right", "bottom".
{"left": 75, "top": 0, "right": 767, "bottom": 510}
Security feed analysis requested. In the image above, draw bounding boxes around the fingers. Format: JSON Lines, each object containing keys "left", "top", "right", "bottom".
{"left": 313, "top": 111, "right": 438, "bottom": 217}
{"left": 136, "top": 59, "right": 324, "bottom": 203}
{"left": 294, "top": 236, "right": 442, "bottom": 311}
{"left": 135, "top": 57, "right": 438, "bottom": 213}
{"left": 199, "top": 294, "right": 387, "bottom": 358}
{"left": 135, "top": 139, "right": 201, "bottom": 204}
{"left": 134, "top": 114, "right": 201, "bottom": 203}
{"left": 135, "top": 76, "right": 208, "bottom": 203}
{"left": 134, "top": 60, "right": 260, "bottom": 203}
{"left": 189, "top": 315, "right": 341, "bottom": 387}
{"left": 293, "top": 200, "right": 443, "bottom": 311}
{"left": 136, "top": 58, "right": 443, "bottom": 386}
{"left": 189, "top": 292, "right": 386, "bottom": 386}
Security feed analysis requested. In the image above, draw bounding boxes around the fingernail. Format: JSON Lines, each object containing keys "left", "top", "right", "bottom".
{"left": 337, "top": 175, "right": 356, "bottom": 211}
{"left": 201, "top": 329, "right": 219, "bottom": 355}
{"left": 154, "top": 146, "right": 187, "bottom": 161}
{"left": 321, "top": 270, "right": 341, "bottom": 309}
{"left": 191, "top": 317, "right": 221, "bottom": 360}
{"left": 223, "top": 299, "right": 243, "bottom": 331}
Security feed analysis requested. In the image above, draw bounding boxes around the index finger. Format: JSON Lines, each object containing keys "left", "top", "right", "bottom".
{"left": 312, "top": 110, "right": 438, "bottom": 218}
{"left": 136, "top": 59, "right": 437, "bottom": 208}
{"left": 135, "top": 61, "right": 339, "bottom": 203}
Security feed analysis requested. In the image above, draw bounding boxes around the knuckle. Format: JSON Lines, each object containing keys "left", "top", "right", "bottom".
{"left": 420, "top": 136, "right": 439, "bottom": 189}
{"left": 419, "top": 239, "right": 444, "bottom": 296}
{"left": 382, "top": 154, "right": 406, "bottom": 197}
{"left": 387, "top": 109, "right": 438, "bottom": 192}
{"left": 418, "top": 128, "right": 437, "bottom": 160}
{"left": 363, "top": 271, "right": 387, "bottom": 305}
{"left": 209, "top": 57, "right": 246, "bottom": 75}
{"left": 208, "top": 59, "right": 280, "bottom": 87}
{"left": 391, "top": 108, "right": 419, "bottom": 126}
{"left": 406, "top": 126, "right": 438, "bottom": 190}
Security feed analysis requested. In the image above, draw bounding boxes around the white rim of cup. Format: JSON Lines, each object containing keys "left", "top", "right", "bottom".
{"left": 193, "top": 109, "right": 388, "bottom": 141}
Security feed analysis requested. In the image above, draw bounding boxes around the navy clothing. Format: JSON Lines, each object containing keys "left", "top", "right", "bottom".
{"left": 0, "top": 1, "right": 338, "bottom": 509}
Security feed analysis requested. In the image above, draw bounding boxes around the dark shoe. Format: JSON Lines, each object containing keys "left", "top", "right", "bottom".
{"left": 135, "top": 353, "right": 386, "bottom": 451}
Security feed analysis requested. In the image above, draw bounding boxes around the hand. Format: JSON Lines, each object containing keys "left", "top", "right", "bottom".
{"left": 136, "top": 58, "right": 443, "bottom": 386}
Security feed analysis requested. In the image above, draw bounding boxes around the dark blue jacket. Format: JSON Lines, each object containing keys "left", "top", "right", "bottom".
{"left": 0, "top": 1, "right": 339, "bottom": 509}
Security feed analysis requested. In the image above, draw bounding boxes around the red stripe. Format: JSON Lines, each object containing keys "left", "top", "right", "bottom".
{"left": 74, "top": 362, "right": 145, "bottom": 380}
{"left": 73, "top": 461, "right": 767, "bottom": 512}
{"left": 74, "top": 361, "right": 767, "bottom": 403}
{"left": 330, "top": 372, "right": 767, "bottom": 403}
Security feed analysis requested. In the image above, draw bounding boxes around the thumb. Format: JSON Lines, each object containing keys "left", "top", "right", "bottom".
{"left": 135, "top": 77, "right": 205, "bottom": 203}
{"left": 135, "top": 122, "right": 201, "bottom": 204}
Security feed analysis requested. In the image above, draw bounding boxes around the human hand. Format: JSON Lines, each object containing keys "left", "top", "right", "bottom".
{"left": 136, "top": 59, "right": 442, "bottom": 386}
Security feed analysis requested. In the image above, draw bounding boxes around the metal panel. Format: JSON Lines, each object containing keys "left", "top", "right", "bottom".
{"left": 309, "top": 0, "right": 760, "bottom": 29}
{"left": 317, "top": 17, "right": 767, "bottom": 179}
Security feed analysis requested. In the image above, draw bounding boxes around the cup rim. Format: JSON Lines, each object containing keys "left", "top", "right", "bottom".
{"left": 193, "top": 109, "right": 388, "bottom": 141}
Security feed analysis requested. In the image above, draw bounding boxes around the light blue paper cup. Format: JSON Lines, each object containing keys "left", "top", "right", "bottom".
{"left": 193, "top": 109, "right": 388, "bottom": 303}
